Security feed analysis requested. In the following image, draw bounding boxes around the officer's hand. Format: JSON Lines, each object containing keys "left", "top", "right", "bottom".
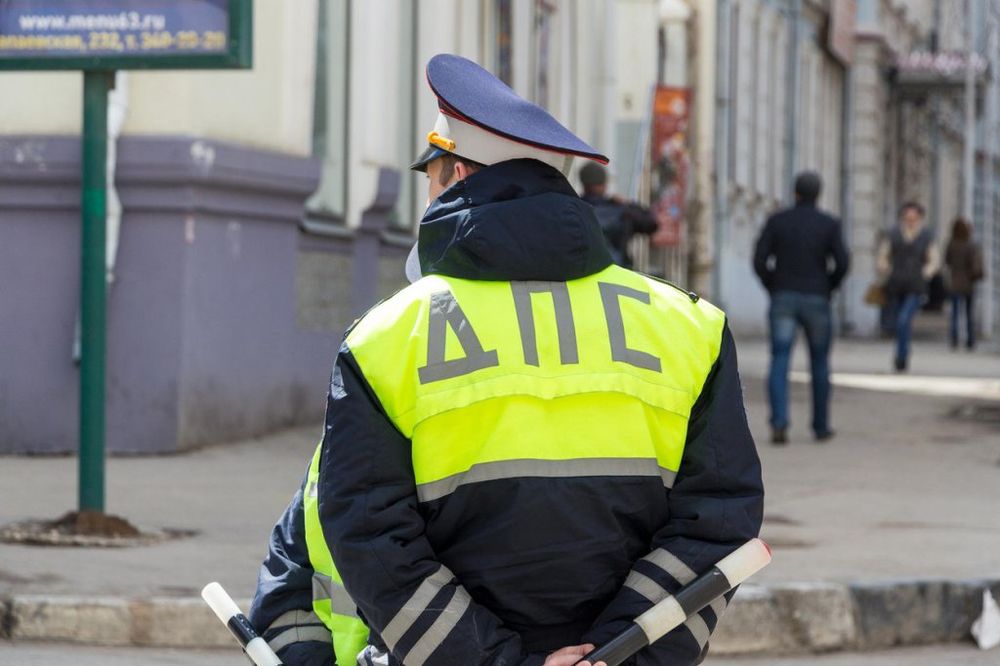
{"left": 542, "top": 644, "right": 607, "bottom": 666}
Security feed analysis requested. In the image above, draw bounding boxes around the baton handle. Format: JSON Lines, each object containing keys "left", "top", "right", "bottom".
{"left": 579, "top": 539, "right": 771, "bottom": 666}
{"left": 202, "top": 582, "right": 283, "bottom": 666}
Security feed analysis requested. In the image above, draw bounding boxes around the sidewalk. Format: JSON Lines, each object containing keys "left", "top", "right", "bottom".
{"left": 1, "top": 336, "right": 998, "bottom": 655}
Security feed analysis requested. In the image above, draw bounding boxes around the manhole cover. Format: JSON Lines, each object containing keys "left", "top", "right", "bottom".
{"left": 0, "top": 510, "right": 197, "bottom": 548}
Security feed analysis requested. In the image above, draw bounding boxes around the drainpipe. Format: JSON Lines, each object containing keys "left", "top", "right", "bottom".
{"left": 929, "top": 0, "right": 941, "bottom": 232}
{"left": 713, "top": 0, "right": 732, "bottom": 306}
{"left": 962, "top": 0, "right": 976, "bottom": 222}
{"left": 784, "top": 0, "right": 802, "bottom": 202}
{"left": 984, "top": 6, "right": 998, "bottom": 339}
{"left": 839, "top": 63, "right": 853, "bottom": 333}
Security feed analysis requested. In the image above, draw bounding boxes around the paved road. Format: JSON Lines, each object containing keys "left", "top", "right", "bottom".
{"left": 1, "top": 341, "right": 999, "bottom": 602}
{"left": 1, "top": 642, "right": 998, "bottom": 665}
{"left": 709, "top": 643, "right": 1000, "bottom": 665}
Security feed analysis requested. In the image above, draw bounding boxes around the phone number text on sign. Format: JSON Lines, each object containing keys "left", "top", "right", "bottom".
{"left": 0, "top": 30, "right": 227, "bottom": 54}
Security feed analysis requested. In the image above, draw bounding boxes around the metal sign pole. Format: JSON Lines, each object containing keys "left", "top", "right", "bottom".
{"left": 79, "top": 70, "right": 113, "bottom": 512}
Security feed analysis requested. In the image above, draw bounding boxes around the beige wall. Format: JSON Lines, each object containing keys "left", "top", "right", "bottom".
{"left": 0, "top": 0, "right": 316, "bottom": 156}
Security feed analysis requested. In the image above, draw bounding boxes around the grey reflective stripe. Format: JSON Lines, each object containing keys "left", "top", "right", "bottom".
{"left": 684, "top": 613, "right": 711, "bottom": 649}
{"left": 416, "top": 458, "right": 672, "bottom": 503}
{"left": 597, "top": 282, "right": 662, "bottom": 372}
{"left": 660, "top": 468, "right": 677, "bottom": 488}
{"left": 510, "top": 281, "right": 579, "bottom": 365}
{"left": 643, "top": 548, "right": 697, "bottom": 585}
{"left": 267, "top": 623, "right": 332, "bottom": 654}
{"left": 266, "top": 609, "right": 324, "bottom": 632}
{"left": 417, "top": 291, "right": 499, "bottom": 384}
{"left": 403, "top": 587, "right": 472, "bottom": 666}
{"left": 312, "top": 572, "right": 359, "bottom": 617}
{"left": 380, "top": 565, "right": 454, "bottom": 651}
{"left": 709, "top": 596, "right": 728, "bottom": 621}
{"left": 624, "top": 570, "right": 669, "bottom": 603}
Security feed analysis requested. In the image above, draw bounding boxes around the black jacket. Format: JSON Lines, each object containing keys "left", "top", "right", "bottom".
{"left": 753, "top": 203, "right": 849, "bottom": 297}
{"left": 260, "top": 159, "right": 763, "bottom": 665}
{"left": 580, "top": 194, "right": 658, "bottom": 269}
{"left": 249, "top": 464, "right": 334, "bottom": 666}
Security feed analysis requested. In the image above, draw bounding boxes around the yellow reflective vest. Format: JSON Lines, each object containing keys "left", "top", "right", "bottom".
{"left": 346, "top": 264, "right": 726, "bottom": 506}
{"left": 302, "top": 443, "right": 370, "bottom": 664}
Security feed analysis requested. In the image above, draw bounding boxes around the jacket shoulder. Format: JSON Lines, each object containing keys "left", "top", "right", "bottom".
{"left": 345, "top": 277, "right": 448, "bottom": 349}
{"left": 637, "top": 272, "right": 727, "bottom": 344}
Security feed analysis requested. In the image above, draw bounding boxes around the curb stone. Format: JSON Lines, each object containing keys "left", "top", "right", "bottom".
{"left": 849, "top": 579, "right": 1000, "bottom": 650}
{"left": 2, "top": 595, "right": 242, "bottom": 648}
{"left": 0, "top": 596, "right": 12, "bottom": 640}
{"left": 1, "top": 579, "right": 998, "bottom": 655}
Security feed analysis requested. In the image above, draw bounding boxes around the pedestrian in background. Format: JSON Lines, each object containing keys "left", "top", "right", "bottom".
{"left": 753, "top": 172, "right": 850, "bottom": 445}
{"left": 877, "top": 202, "right": 940, "bottom": 372}
{"left": 578, "top": 162, "right": 658, "bottom": 269}
{"left": 944, "top": 217, "right": 984, "bottom": 350}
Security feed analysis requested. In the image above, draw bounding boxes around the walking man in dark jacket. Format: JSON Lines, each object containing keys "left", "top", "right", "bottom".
{"left": 753, "top": 172, "right": 850, "bottom": 444}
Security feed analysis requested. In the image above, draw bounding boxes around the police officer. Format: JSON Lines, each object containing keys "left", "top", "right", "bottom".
{"left": 260, "top": 53, "right": 763, "bottom": 665}
{"left": 248, "top": 442, "right": 368, "bottom": 665}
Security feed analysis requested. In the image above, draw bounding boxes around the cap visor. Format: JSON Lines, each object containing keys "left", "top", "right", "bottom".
{"left": 409, "top": 146, "right": 448, "bottom": 172}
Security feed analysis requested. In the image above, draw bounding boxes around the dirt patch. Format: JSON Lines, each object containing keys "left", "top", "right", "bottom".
{"left": 53, "top": 511, "right": 141, "bottom": 537}
{"left": 0, "top": 511, "right": 197, "bottom": 548}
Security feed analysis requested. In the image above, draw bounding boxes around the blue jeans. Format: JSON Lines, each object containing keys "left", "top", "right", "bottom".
{"left": 768, "top": 291, "right": 833, "bottom": 435}
{"left": 949, "top": 293, "right": 975, "bottom": 348}
{"left": 893, "top": 293, "right": 922, "bottom": 362}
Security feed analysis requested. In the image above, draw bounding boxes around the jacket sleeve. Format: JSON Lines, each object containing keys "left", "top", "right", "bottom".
{"left": 828, "top": 219, "right": 850, "bottom": 291}
{"left": 249, "top": 467, "right": 333, "bottom": 666}
{"left": 752, "top": 220, "right": 775, "bottom": 288}
{"left": 623, "top": 203, "right": 659, "bottom": 235}
{"left": 582, "top": 324, "right": 764, "bottom": 666}
{"left": 318, "top": 343, "right": 540, "bottom": 666}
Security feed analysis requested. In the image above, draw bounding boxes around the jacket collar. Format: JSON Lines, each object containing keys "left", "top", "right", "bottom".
{"left": 415, "top": 159, "right": 613, "bottom": 282}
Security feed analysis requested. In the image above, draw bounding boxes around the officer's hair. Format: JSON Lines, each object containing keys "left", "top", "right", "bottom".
{"left": 438, "top": 154, "right": 485, "bottom": 186}
{"left": 899, "top": 201, "right": 925, "bottom": 217}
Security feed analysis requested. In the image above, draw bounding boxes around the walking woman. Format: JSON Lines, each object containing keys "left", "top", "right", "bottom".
{"left": 944, "top": 218, "right": 984, "bottom": 350}
{"left": 877, "top": 202, "right": 940, "bottom": 372}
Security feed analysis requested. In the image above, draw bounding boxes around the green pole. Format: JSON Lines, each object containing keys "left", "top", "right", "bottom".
{"left": 79, "top": 70, "right": 113, "bottom": 513}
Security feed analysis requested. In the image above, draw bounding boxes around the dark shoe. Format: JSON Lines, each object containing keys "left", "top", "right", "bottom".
{"left": 894, "top": 357, "right": 907, "bottom": 372}
{"left": 771, "top": 428, "right": 788, "bottom": 445}
{"left": 814, "top": 430, "right": 835, "bottom": 443}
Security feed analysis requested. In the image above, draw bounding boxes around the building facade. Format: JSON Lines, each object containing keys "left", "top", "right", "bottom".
{"left": 0, "top": 0, "right": 672, "bottom": 453}
{"left": 677, "top": 0, "right": 994, "bottom": 338}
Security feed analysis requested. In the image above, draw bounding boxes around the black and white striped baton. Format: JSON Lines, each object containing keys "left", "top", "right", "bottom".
{"left": 202, "top": 582, "right": 283, "bottom": 666}
{"left": 578, "top": 538, "right": 772, "bottom": 666}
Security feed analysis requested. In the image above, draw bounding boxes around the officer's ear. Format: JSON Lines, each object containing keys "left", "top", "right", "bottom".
{"left": 454, "top": 161, "right": 472, "bottom": 183}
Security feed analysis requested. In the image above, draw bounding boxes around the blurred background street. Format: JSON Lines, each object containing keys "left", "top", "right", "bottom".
{"left": 2, "top": 0, "right": 1000, "bottom": 663}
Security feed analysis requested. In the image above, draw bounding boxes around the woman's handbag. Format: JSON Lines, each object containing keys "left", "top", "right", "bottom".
{"left": 864, "top": 283, "right": 887, "bottom": 307}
